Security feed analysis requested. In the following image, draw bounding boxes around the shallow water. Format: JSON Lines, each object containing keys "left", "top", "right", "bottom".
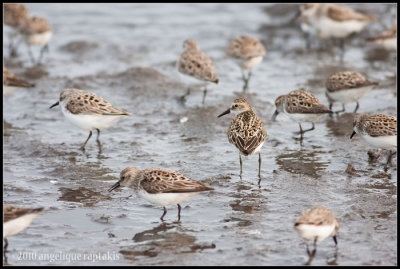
{"left": 3, "top": 3, "right": 397, "bottom": 266}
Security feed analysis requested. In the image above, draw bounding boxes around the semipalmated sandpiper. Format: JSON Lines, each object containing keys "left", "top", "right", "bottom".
{"left": 300, "top": 3, "right": 377, "bottom": 52}
{"left": 326, "top": 71, "right": 378, "bottom": 113}
{"left": 272, "top": 89, "right": 332, "bottom": 139}
{"left": 367, "top": 24, "right": 397, "bottom": 51}
{"left": 3, "top": 205, "right": 44, "bottom": 256}
{"left": 218, "top": 99, "right": 267, "bottom": 178}
{"left": 3, "top": 67, "right": 34, "bottom": 95}
{"left": 108, "top": 167, "right": 213, "bottom": 221}
{"left": 178, "top": 39, "right": 219, "bottom": 104}
{"left": 227, "top": 35, "right": 266, "bottom": 92}
{"left": 294, "top": 206, "right": 339, "bottom": 261}
{"left": 19, "top": 16, "right": 52, "bottom": 64}
{"left": 50, "top": 88, "right": 131, "bottom": 153}
{"left": 351, "top": 113, "right": 397, "bottom": 169}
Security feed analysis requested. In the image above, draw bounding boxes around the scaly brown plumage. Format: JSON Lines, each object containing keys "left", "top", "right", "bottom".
{"left": 60, "top": 88, "right": 131, "bottom": 116}
{"left": 218, "top": 99, "right": 267, "bottom": 178}
{"left": 3, "top": 67, "right": 34, "bottom": 88}
{"left": 108, "top": 167, "right": 213, "bottom": 221}
{"left": 4, "top": 3, "right": 29, "bottom": 28}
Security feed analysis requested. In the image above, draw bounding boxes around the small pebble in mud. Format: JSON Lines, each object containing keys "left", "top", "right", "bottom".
{"left": 345, "top": 164, "right": 361, "bottom": 177}
{"left": 108, "top": 232, "right": 116, "bottom": 238}
{"left": 180, "top": 116, "right": 188, "bottom": 123}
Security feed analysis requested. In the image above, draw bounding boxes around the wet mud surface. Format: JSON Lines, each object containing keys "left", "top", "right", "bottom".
{"left": 3, "top": 3, "right": 397, "bottom": 265}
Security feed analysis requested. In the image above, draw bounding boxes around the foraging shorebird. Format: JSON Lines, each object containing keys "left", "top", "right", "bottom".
{"left": 50, "top": 88, "right": 131, "bottom": 153}
{"left": 218, "top": 99, "right": 267, "bottom": 179}
{"left": 177, "top": 39, "right": 219, "bottom": 104}
{"left": 227, "top": 35, "right": 266, "bottom": 92}
{"left": 108, "top": 167, "right": 213, "bottom": 221}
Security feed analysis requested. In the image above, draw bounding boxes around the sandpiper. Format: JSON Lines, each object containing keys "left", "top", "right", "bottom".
{"left": 19, "top": 16, "right": 53, "bottom": 65}
{"left": 300, "top": 3, "right": 377, "bottom": 52}
{"left": 108, "top": 167, "right": 213, "bottom": 221}
{"left": 294, "top": 206, "right": 339, "bottom": 261}
{"left": 3, "top": 67, "right": 34, "bottom": 95}
{"left": 3, "top": 205, "right": 44, "bottom": 256}
{"left": 325, "top": 71, "right": 378, "bottom": 113}
{"left": 177, "top": 39, "right": 219, "bottom": 104}
{"left": 50, "top": 88, "right": 131, "bottom": 153}
{"left": 218, "top": 99, "right": 267, "bottom": 178}
{"left": 367, "top": 24, "right": 397, "bottom": 51}
{"left": 272, "top": 89, "right": 332, "bottom": 139}
{"left": 227, "top": 35, "right": 266, "bottom": 92}
{"left": 351, "top": 113, "right": 397, "bottom": 169}
{"left": 3, "top": 3, "right": 29, "bottom": 56}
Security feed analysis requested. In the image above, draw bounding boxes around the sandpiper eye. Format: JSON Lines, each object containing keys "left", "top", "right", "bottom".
{"left": 234, "top": 104, "right": 238, "bottom": 108}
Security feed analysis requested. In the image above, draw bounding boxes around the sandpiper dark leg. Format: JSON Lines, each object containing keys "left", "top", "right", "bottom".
{"left": 242, "top": 70, "right": 251, "bottom": 92}
{"left": 305, "top": 239, "right": 317, "bottom": 265}
{"left": 258, "top": 152, "right": 261, "bottom": 178}
{"left": 160, "top": 206, "right": 167, "bottom": 221}
{"left": 202, "top": 87, "right": 207, "bottom": 105}
{"left": 4, "top": 238, "right": 8, "bottom": 252}
{"left": 247, "top": 70, "right": 252, "bottom": 89}
{"left": 12, "top": 35, "right": 23, "bottom": 57}
{"left": 37, "top": 44, "right": 49, "bottom": 65}
{"left": 384, "top": 150, "right": 396, "bottom": 170}
{"left": 353, "top": 101, "right": 359, "bottom": 113}
{"left": 239, "top": 153, "right": 243, "bottom": 178}
{"left": 95, "top": 128, "right": 102, "bottom": 153}
{"left": 27, "top": 44, "right": 35, "bottom": 64}
{"left": 80, "top": 130, "right": 93, "bottom": 151}
{"left": 298, "top": 123, "right": 304, "bottom": 140}
{"left": 334, "top": 104, "right": 346, "bottom": 114}
{"left": 8, "top": 31, "right": 17, "bottom": 57}
{"left": 333, "top": 235, "right": 338, "bottom": 246}
{"left": 177, "top": 204, "right": 181, "bottom": 221}
{"left": 303, "top": 122, "right": 315, "bottom": 133}
{"left": 241, "top": 69, "right": 246, "bottom": 90}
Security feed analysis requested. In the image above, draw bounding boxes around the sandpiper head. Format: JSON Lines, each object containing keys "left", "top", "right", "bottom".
{"left": 218, "top": 98, "right": 252, "bottom": 118}
{"left": 49, "top": 88, "right": 76, "bottom": 109}
{"left": 108, "top": 167, "right": 141, "bottom": 192}
{"left": 274, "top": 95, "right": 287, "bottom": 112}
{"left": 351, "top": 113, "right": 369, "bottom": 138}
{"left": 183, "top": 39, "right": 198, "bottom": 50}
{"left": 271, "top": 94, "right": 286, "bottom": 121}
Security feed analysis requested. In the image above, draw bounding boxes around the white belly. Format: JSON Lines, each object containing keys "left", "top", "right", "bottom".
{"left": 376, "top": 37, "right": 397, "bottom": 51}
{"left": 3, "top": 213, "right": 41, "bottom": 238}
{"left": 285, "top": 111, "right": 326, "bottom": 123}
{"left": 62, "top": 107, "right": 124, "bottom": 131}
{"left": 239, "top": 56, "right": 264, "bottom": 70}
{"left": 361, "top": 134, "right": 397, "bottom": 150}
{"left": 326, "top": 85, "right": 374, "bottom": 104}
{"left": 137, "top": 189, "right": 198, "bottom": 206}
{"left": 295, "top": 223, "right": 336, "bottom": 242}
{"left": 317, "top": 18, "right": 369, "bottom": 38}
{"left": 25, "top": 31, "right": 52, "bottom": 46}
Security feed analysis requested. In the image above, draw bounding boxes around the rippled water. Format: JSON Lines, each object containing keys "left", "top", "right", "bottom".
{"left": 3, "top": 3, "right": 397, "bottom": 266}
